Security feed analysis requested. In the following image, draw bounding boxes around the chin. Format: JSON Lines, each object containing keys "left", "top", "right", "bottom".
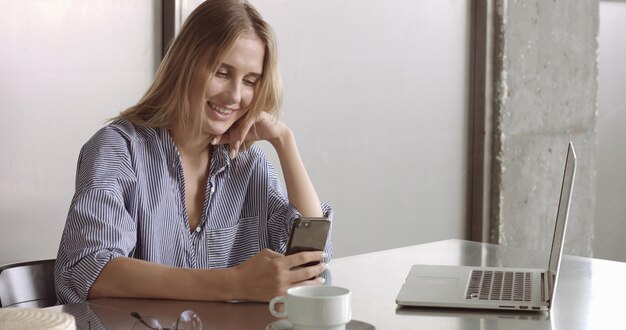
{"left": 204, "top": 125, "right": 231, "bottom": 137}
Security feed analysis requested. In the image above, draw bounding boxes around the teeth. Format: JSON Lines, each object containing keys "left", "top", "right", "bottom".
{"left": 210, "top": 102, "right": 234, "bottom": 115}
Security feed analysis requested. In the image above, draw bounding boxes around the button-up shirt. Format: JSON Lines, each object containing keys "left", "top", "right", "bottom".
{"left": 54, "top": 120, "right": 332, "bottom": 304}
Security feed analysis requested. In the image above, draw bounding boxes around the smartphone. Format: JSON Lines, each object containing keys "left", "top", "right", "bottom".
{"left": 285, "top": 217, "right": 330, "bottom": 267}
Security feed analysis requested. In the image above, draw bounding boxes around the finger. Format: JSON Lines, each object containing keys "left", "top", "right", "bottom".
{"left": 283, "top": 251, "right": 326, "bottom": 269}
{"left": 291, "top": 262, "right": 327, "bottom": 279}
{"left": 239, "top": 139, "right": 249, "bottom": 152}
{"left": 237, "top": 119, "right": 256, "bottom": 144}
{"left": 291, "top": 273, "right": 327, "bottom": 287}
{"left": 249, "top": 124, "right": 260, "bottom": 143}
{"left": 258, "top": 248, "right": 283, "bottom": 259}
{"left": 211, "top": 131, "right": 235, "bottom": 145}
{"left": 210, "top": 134, "right": 222, "bottom": 145}
{"left": 229, "top": 120, "right": 256, "bottom": 159}
{"left": 229, "top": 140, "right": 240, "bottom": 160}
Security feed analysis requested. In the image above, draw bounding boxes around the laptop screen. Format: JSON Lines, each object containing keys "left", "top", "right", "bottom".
{"left": 547, "top": 142, "right": 577, "bottom": 300}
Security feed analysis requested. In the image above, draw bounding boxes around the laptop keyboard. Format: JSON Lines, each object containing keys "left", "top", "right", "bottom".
{"left": 465, "top": 270, "right": 532, "bottom": 301}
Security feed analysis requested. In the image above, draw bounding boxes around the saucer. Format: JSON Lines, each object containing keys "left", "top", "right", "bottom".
{"left": 267, "top": 319, "right": 375, "bottom": 330}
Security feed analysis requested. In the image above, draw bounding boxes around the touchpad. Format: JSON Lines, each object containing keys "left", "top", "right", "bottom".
{"left": 408, "top": 276, "right": 460, "bottom": 301}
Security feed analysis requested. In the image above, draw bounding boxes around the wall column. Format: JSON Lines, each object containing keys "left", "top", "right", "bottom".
{"left": 490, "top": 0, "right": 598, "bottom": 256}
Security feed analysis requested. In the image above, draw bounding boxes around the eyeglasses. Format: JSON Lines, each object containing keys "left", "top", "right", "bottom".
{"left": 131, "top": 310, "right": 203, "bottom": 330}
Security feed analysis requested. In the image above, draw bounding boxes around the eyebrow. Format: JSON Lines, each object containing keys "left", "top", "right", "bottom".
{"left": 219, "top": 63, "right": 262, "bottom": 78}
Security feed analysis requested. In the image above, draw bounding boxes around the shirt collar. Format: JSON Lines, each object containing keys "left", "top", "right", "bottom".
{"left": 210, "top": 144, "right": 231, "bottom": 176}
{"left": 157, "top": 127, "right": 181, "bottom": 170}
{"left": 157, "top": 127, "right": 232, "bottom": 176}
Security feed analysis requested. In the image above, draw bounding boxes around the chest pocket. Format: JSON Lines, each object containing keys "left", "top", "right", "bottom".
{"left": 207, "top": 216, "right": 261, "bottom": 268}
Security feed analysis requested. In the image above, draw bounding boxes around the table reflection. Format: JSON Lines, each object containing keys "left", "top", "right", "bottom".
{"left": 396, "top": 306, "right": 551, "bottom": 330}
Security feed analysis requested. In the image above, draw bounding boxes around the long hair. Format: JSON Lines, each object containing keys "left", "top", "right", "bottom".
{"left": 112, "top": 0, "right": 282, "bottom": 136}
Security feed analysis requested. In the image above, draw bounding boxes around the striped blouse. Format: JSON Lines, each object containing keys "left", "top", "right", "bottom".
{"left": 54, "top": 120, "right": 333, "bottom": 304}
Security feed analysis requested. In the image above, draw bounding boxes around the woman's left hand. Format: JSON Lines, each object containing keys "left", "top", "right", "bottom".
{"left": 211, "top": 111, "right": 287, "bottom": 159}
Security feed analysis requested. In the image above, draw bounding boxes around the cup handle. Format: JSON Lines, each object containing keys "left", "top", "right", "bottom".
{"left": 269, "top": 295, "right": 287, "bottom": 318}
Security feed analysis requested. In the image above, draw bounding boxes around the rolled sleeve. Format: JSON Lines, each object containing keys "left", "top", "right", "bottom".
{"left": 54, "top": 125, "right": 138, "bottom": 304}
{"left": 55, "top": 188, "right": 137, "bottom": 303}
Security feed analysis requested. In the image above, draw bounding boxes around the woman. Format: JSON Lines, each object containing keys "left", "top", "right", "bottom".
{"left": 54, "top": 0, "right": 331, "bottom": 304}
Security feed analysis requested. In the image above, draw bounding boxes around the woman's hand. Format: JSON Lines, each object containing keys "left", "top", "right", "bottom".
{"left": 232, "top": 249, "right": 327, "bottom": 302}
{"left": 211, "top": 111, "right": 287, "bottom": 159}
{"left": 212, "top": 109, "right": 323, "bottom": 216}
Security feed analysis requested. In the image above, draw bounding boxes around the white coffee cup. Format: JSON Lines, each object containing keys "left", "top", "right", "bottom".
{"left": 269, "top": 285, "right": 352, "bottom": 330}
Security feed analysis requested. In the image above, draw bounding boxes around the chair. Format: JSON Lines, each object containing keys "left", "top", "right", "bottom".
{"left": 0, "top": 259, "right": 57, "bottom": 308}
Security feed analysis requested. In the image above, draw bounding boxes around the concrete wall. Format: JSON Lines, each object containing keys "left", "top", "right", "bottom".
{"left": 492, "top": 0, "right": 598, "bottom": 257}
{"left": 595, "top": 1, "right": 626, "bottom": 262}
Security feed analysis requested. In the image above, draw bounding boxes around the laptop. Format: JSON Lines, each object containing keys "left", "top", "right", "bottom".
{"left": 396, "top": 142, "right": 577, "bottom": 311}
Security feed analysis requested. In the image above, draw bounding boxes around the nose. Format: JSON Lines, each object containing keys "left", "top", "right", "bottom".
{"left": 224, "top": 79, "right": 242, "bottom": 104}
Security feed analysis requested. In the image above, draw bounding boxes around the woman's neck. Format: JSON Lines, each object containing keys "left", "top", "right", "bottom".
{"left": 169, "top": 126, "right": 212, "bottom": 156}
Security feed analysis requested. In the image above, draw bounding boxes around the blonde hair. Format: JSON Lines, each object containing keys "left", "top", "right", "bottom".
{"left": 112, "top": 0, "right": 282, "bottom": 136}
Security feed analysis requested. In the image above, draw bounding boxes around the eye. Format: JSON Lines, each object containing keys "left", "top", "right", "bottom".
{"left": 243, "top": 78, "right": 258, "bottom": 87}
{"left": 215, "top": 68, "right": 229, "bottom": 78}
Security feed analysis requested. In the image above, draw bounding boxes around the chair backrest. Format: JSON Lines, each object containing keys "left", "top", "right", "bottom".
{"left": 0, "top": 259, "right": 56, "bottom": 308}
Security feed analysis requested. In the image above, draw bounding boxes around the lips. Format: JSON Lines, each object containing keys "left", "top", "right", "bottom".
{"left": 208, "top": 101, "right": 238, "bottom": 119}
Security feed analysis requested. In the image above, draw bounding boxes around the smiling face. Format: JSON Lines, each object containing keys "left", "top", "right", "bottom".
{"left": 190, "top": 31, "right": 265, "bottom": 140}
{"left": 118, "top": 1, "right": 282, "bottom": 148}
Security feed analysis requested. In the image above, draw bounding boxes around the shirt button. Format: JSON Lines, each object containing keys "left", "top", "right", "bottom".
{"left": 195, "top": 226, "right": 201, "bottom": 233}
{"left": 210, "top": 185, "right": 215, "bottom": 194}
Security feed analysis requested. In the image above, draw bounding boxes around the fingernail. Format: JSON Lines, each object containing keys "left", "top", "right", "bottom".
{"left": 211, "top": 137, "right": 218, "bottom": 145}
{"left": 319, "top": 278, "right": 326, "bottom": 284}
{"left": 230, "top": 141, "right": 239, "bottom": 160}
{"left": 321, "top": 252, "right": 329, "bottom": 259}
{"left": 322, "top": 263, "right": 328, "bottom": 270}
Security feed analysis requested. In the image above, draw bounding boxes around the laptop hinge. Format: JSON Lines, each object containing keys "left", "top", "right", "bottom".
{"left": 541, "top": 271, "right": 552, "bottom": 303}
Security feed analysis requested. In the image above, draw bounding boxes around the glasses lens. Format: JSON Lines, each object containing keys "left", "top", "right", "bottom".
{"left": 175, "top": 310, "right": 203, "bottom": 330}
{"left": 131, "top": 312, "right": 164, "bottom": 330}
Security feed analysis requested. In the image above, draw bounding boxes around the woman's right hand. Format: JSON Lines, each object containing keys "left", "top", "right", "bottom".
{"left": 232, "top": 249, "right": 327, "bottom": 302}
